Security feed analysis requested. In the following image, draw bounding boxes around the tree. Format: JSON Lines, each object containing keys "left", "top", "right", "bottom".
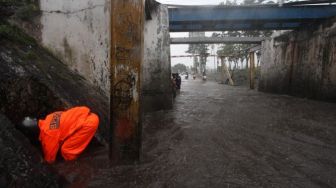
{"left": 185, "top": 32, "right": 209, "bottom": 74}
{"left": 172, "top": 63, "right": 187, "bottom": 73}
{"left": 216, "top": 0, "right": 276, "bottom": 70}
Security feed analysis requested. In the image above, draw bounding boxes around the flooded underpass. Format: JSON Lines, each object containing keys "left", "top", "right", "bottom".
{"left": 1, "top": 1, "right": 336, "bottom": 187}
{"left": 53, "top": 79, "right": 336, "bottom": 187}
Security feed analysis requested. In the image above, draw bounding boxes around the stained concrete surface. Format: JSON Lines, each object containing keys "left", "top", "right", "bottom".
{"left": 143, "top": 2, "right": 172, "bottom": 112}
{"left": 55, "top": 79, "right": 336, "bottom": 187}
{"left": 0, "top": 29, "right": 109, "bottom": 143}
{"left": 39, "top": 0, "right": 111, "bottom": 94}
{"left": 260, "top": 19, "right": 336, "bottom": 101}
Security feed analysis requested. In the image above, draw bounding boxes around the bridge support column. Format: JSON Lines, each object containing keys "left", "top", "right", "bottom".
{"left": 110, "top": 0, "right": 144, "bottom": 164}
{"left": 249, "top": 52, "right": 255, "bottom": 89}
{"left": 143, "top": 2, "right": 172, "bottom": 112}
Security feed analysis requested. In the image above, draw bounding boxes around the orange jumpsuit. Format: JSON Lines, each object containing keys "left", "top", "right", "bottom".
{"left": 38, "top": 106, "right": 99, "bottom": 164}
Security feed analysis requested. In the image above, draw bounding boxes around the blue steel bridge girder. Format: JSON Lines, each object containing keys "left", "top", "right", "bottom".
{"left": 168, "top": 5, "right": 336, "bottom": 32}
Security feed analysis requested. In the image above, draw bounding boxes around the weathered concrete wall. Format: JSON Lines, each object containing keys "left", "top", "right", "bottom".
{"left": 0, "top": 29, "right": 109, "bottom": 144}
{"left": 39, "top": 0, "right": 110, "bottom": 94}
{"left": 259, "top": 20, "right": 336, "bottom": 101}
{"left": 143, "top": 3, "right": 172, "bottom": 112}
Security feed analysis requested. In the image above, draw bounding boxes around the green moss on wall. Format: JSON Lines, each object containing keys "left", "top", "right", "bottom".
{"left": 0, "top": 22, "right": 36, "bottom": 45}
{"left": 15, "top": 3, "right": 40, "bottom": 21}
{"left": 0, "top": 0, "right": 40, "bottom": 21}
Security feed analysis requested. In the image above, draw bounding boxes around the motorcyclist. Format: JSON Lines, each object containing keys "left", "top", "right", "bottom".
{"left": 202, "top": 71, "right": 207, "bottom": 81}
{"left": 176, "top": 73, "right": 182, "bottom": 90}
{"left": 172, "top": 73, "right": 177, "bottom": 98}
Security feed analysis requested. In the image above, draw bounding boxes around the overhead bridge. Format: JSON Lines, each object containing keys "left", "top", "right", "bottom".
{"left": 168, "top": 5, "right": 336, "bottom": 32}
{"left": 170, "top": 37, "right": 264, "bottom": 44}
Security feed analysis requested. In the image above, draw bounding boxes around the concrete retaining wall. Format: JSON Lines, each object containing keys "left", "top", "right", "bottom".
{"left": 259, "top": 20, "right": 336, "bottom": 101}
{"left": 0, "top": 33, "right": 110, "bottom": 144}
{"left": 39, "top": 0, "right": 110, "bottom": 94}
{"left": 143, "top": 3, "right": 172, "bottom": 112}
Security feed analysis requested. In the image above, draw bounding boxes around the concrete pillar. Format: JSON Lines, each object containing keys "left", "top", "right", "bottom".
{"left": 110, "top": 0, "right": 144, "bottom": 163}
{"left": 143, "top": 2, "right": 172, "bottom": 112}
{"left": 249, "top": 52, "right": 255, "bottom": 89}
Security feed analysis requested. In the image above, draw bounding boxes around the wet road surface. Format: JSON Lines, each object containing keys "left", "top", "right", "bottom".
{"left": 55, "top": 79, "right": 336, "bottom": 188}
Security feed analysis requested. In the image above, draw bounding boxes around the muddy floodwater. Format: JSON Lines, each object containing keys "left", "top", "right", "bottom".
{"left": 54, "top": 79, "right": 336, "bottom": 188}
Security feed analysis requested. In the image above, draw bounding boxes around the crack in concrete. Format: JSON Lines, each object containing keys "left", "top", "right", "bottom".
{"left": 41, "top": 4, "right": 106, "bottom": 15}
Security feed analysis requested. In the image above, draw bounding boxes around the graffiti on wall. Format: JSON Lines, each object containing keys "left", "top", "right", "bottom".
{"left": 111, "top": 0, "right": 144, "bottom": 161}
{"left": 113, "top": 73, "right": 136, "bottom": 111}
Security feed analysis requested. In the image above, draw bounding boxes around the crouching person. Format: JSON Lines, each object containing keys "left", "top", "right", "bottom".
{"left": 21, "top": 106, "right": 99, "bottom": 164}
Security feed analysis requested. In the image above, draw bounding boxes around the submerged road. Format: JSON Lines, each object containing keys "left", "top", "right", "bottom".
{"left": 55, "top": 79, "right": 336, "bottom": 188}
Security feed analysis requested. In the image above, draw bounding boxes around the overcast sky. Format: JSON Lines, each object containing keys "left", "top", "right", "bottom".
{"left": 157, "top": 0, "right": 247, "bottom": 69}
{"left": 157, "top": 0, "right": 242, "bottom": 5}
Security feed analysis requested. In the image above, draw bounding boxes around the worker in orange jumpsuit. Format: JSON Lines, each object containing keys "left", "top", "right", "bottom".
{"left": 21, "top": 106, "right": 99, "bottom": 164}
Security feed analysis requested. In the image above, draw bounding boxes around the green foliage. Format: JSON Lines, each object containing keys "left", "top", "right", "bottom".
{"left": 0, "top": 0, "right": 40, "bottom": 21}
{"left": 216, "top": 0, "right": 275, "bottom": 64}
{"left": 186, "top": 44, "right": 209, "bottom": 55}
{"left": 0, "top": 0, "right": 21, "bottom": 5}
{"left": 172, "top": 63, "right": 187, "bottom": 73}
{"left": 219, "top": 0, "right": 238, "bottom": 5}
{"left": 216, "top": 30, "right": 252, "bottom": 63}
{"left": 0, "top": 0, "right": 38, "bottom": 5}
{"left": 0, "top": 22, "right": 36, "bottom": 45}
